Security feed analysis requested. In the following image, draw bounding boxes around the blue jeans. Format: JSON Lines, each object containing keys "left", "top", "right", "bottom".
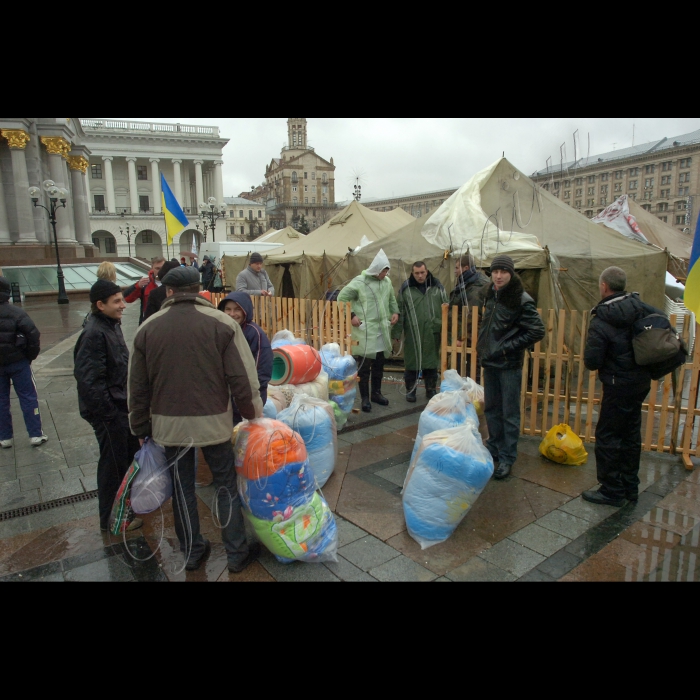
{"left": 483, "top": 367, "right": 522, "bottom": 467}
{"left": 165, "top": 441, "right": 251, "bottom": 568}
{"left": 0, "top": 359, "right": 43, "bottom": 440}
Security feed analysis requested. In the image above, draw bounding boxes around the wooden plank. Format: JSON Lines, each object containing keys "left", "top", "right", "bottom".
{"left": 552, "top": 309, "right": 566, "bottom": 427}
{"left": 584, "top": 352, "right": 597, "bottom": 443}
{"left": 441, "top": 304, "right": 449, "bottom": 377}
{"left": 564, "top": 310, "right": 577, "bottom": 427}
{"left": 643, "top": 379, "right": 658, "bottom": 453}
{"left": 345, "top": 301, "right": 354, "bottom": 356}
{"left": 324, "top": 297, "right": 331, "bottom": 349}
{"left": 574, "top": 311, "right": 589, "bottom": 436}
{"left": 680, "top": 324, "right": 700, "bottom": 469}
{"left": 540, "top": 309, "right": 555, "bottom": 437}
{"left": 469, "top": 308, "right": 479, "bottom": 378}
{"left": 450, "top": 306, "right": 459, "bottom": 371}
{"left": 520, "top": 357, "right": 528, "bottom": 434}
{"left": 670, "top": 313, "right": 691, "bottom": 454}
{"left": 528, "top": 312, "right": 543, "bottom": 437}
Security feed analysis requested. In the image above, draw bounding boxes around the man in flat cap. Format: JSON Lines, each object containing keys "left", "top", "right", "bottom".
{"left": 236, "top": 252, "right": 275, "bottom": 297}
{"left": 477, "top": 255, "right": 545, "bottom": 480}
{"left": 74, "top": 279, "right": 142, "bottom": 533}
{"left": 129, "top": 266, "right": 264, "bottom": 574}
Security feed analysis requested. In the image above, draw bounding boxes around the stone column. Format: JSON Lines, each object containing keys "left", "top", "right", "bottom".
{"left": 0, "top": 153, "right": 10, "bottom": 244}
{"left": 126, "top": 157, "right": 139, "bottom": 214}
{"left": 2, "top": 130, "right": 38, "bottom": 244}
{"left": 42, "top": 137, "right": 76, "bottom": 243}
{"left": 150, "top": 158, "right": 161, "bottom": 213}
{"left": 85, "top": 168, "right": 92, "bottom": 212}
{"left": 194, "top": 160, "right": 204, "bottom": 208}
{"left": 67, "top": 156, "right": 92, "bottom": 245}
{"left": 172, "top": 159, "right": 183, "bottom": 205}
{"left": 103, "top": 156, "right": 116, "bottom": 213}
{"left": 214, "top": 160, "right": 224, "bottom": 204}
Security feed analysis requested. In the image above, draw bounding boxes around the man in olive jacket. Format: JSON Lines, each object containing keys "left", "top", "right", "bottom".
{"left": 129, "top": 266, "right": 264, "bottom": 573}
{"left": 477, "top": 255, "right": 545, "bottom": 480}
{"left": 583, "top": 266, "right": 659, "bottom": 507}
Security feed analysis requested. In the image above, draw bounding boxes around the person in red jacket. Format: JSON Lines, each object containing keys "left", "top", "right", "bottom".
{"left": 124, "top": 257, "right": 165, "bottom": 324}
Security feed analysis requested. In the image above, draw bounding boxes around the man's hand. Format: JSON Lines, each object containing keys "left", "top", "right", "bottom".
{"left": 390, "top": 314, "right": 399, "bottom": 326}
{"left": 139, "top": 277, "right": 149, "bottom": 289}
{"left": 139, "top": 439, "right": 146, "bottom": 447}
{"left": 351, "top": 316, "right": 362, "bottom": 328}
{"left": 261, "top": 290, "right": 272, "bottom": 297}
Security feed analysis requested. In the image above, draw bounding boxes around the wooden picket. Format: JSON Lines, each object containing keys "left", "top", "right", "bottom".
{"left": 209, "top": 294, "right": 356, "bottom": 356}
{"left": 441, "top": 305, "right": 698, "bottom": 470}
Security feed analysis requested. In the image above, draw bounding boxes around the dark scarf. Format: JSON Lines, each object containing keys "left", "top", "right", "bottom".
{"left": 455, "top": 267, "right": 479, "bottom": 292}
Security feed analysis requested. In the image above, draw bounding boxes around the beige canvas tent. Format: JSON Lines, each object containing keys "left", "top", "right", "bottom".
{"left": 351, "top": 158, "right": 668, "bottom": 312}
{"left": 228, "top": 201, "right": 414, "bottom": 298}
{"left": 255, "top": 226, "right": 304, "bottom": 245}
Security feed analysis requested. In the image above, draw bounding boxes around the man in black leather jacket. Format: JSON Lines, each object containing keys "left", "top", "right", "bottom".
{"left": 74, "top": 280, "right": 141, "bottom": 532}
{"left": 0, "top": 276, "right": 47, "bottom": 449}
{"left": 583, "top": 266, "right": 659, "bottom": 507}
{"left": 477, "top": 255, "right": 545, "bottom": 480}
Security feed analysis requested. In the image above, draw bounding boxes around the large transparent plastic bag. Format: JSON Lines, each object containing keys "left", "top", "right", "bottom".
{"left": 440, "top": 370, "right": 485, "bottom": 415}
{"left": 234, "top": 418, "right": 338, "bottom": 564}
{"left": 287, "top": 370, "right": 329, "bottom": 402}
{"left": 403, "top": 426, "right": 494, "bottom": 550}
{"left": 320, "top": 343, "right": 358, "bottom": 416}
{"left": 329, "top": 401, "right": 348, "bottom": 431}
{"left": 411, "top": 390, "right": 479, "bottom": 463}
{"left": 539, "top": 424, "right": 588, "bottom": 466}
{"left": 263, "top": 398, "right": 278, "bottom": 419}
{"left": 271, "top": 330, "right": 306, "bottom": 350}
{"left": 131, "top": 438, "right": 172, "bottom": 515}
{"left": 278, "top": 395, "right": 338, "bottom": 489}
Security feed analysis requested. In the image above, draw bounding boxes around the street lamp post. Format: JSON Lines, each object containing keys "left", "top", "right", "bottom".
{"left": 195, "top": 218, "right": 210, "bottom": 243}
{"left": 119, "top": 214, "right": 138, "bottom": 258}
{"left": 198, "top": 197, "right": 226, "bottom": 243}
{"left": 29, "top": 180, "right": 70, "bottom": 305}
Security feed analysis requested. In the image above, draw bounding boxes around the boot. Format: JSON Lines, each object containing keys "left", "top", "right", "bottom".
{"left": 359, "top": 381, "right": 371, "bottom": 413}
{"left": 405, "top": 371, "right": 417, "bottom": 403}
{"left": 371, "top": 375, "right": 389, "bottom": 406}
{"left": 425, "top": 373, "right": 438, "bottom": 401}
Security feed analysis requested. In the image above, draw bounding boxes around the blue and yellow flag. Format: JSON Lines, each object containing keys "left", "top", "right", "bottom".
{"left": 684, "top": 216, "right": 700, "bottom": 318}
{"left": 161, "top": 173, "right": 189, "bottom": 245}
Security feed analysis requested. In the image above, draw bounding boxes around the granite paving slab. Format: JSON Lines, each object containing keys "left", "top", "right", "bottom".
{"left": 338, "top": 535, "right": 401, "bottom": 572}
{"left": 446, "top": 556, "right": 517, "bottom": 582}
{"left": 480, "top": 538, "right": 546, "bottom": 578}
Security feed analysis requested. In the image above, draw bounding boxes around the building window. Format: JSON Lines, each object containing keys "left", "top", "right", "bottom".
{"left": 680, "top": 158, "right": 692, "bottom": 168}
{"left": 304, "top": 172, "right": 308, "bottom": 179}
{"left": 322, "top": 173, "right": 328, "bottom": 183}
{"left": 587, "top": 198, "right": 595, "bottom": 206}
{"left": 631, "top": 193, "right": 637, "bottom": 201}
{"left": 323, "top": 198, "right": 328, "bottom": 205}
{"left": 644, "top": 192, "right": 652, "bottom": 200}
{"left": 601, "top": 185, "right": 608, "bottom": 194}
{"left": 305, "top": 198, "right": 308, "bottom": 204}
{"left": 94, "top": 194, "right": 105, "bottom": 211}
{"left": 614, "top": 183, "right": 622, "bottom": 192}
{"left": 564, "top": 190, "right": 570, "bottom": 198}
{"left": 292, "top": 186, "right": 297, "bottom": 193}
{"left": 292, "top": 172, "right": 298, "bottom": 183}
{"left": 588, "top": 187, "right": 595, "bottom": 195}
{"left": 645, "top": 178, "right": 655, "bottom": 188}
{"left": 322, "top": 186, "right": 328, "bottom": 194}
{"left": 659, "top": 216, "right": 668, "bottom": 222}
{"left": 576, "top": 188, "right": 582, "bottom": 196}
{"left": 241, "top": 226, "right": 245, "bottom": 236}
{"left": 588, "top": 175, "right": 596, "bottom": 183}
{"left": 575, "top": 178, "right": 583, "bottom": 186}
{"left": 248, "top": 210, "right": 253, "bottom": 220}
{"left": 661, "top": 175, "right": 672, "bottom": 185}
{"left": 91, "top": 164, "right": 103, "bottom": 179}
{"left": 645, "top": 164, "right": 656, "bottom": 174}
{"left": 575, "top": 200, "right": 582, "bottom": 208}
{"left": 554, "top": 181, "right": 560, "bottom": 190}
{"left": 615, "top": 170, "right": 624, "bottom": 179}
{"left": 304, "top": 185, "right": 308, "bottom": 192}
{"left": 585, "top": 210, "right": 593, "bottom": 218}
{"left": 312, "top": 172, "right": 316, "bottom": 180}
{"left": 293, "top": 197, "right": 298, "bottom": 205}
{"left": 658, "top": 203, "right": 669, "bottom": 212}
{"left": 312, "top": 197, "right": 316, "bottom": 204}
{"left": 140, "top": 231, "right": 152, "bottom": 244}
{"left": 258, "top": 210, "right": 262, "bottom": 218}
{"left": 137, "top": 165, "right": 148, "bottom": 180}
{"left": 600, "top": 197, "right": 607, "bottom": 206}
{"left": 662, "top": 161, "right": 673, "bottom": 171}
{"left": 629, "top": 180, "right": 638, "bottom": 189}
{"left": 677, "top": 201, "right": 687, "bottom": 210}
{"left": 564, "top": 180, "right": 570, "bottom": 187}
{"left": 105, "top": 237, "right": 116, "bottom": 254}
{"left": 676, "top": 215, "right": 685, "bottom": 225}
{"left": 629, "top": 167, "right": 640, "bottom": 177}
{"left": 601, "top": 173, "right": 609, "bottom": 181}
{"left": 661, "top": 189, "right": 671, "bottom": 198}
{"left": 642, "top": 204, "right": 651, "bottom": 211}
{"left": 139, "top": 195, "right": 150, "bottom": 212}
{"left": 679, "top": 172, "right": 691, "bottom": 183}
{"left": 92, "top": 237, "right": 100, "bottom": 250}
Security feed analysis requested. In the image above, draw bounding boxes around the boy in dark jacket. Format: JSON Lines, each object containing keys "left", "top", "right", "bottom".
{"left": 0, "top": 276, "right": 47, "bottom": 448}
{"left": 218, "top": 291, "right": 273, "bottom": 420}
{"left": 74, "top": 280, "right": 141, "bottom": 532}
{"left": 477, "top": 255, "right": 545, "bottom": 480}
{"left": 583, "top": 266, "right": 659, "bottom": 507}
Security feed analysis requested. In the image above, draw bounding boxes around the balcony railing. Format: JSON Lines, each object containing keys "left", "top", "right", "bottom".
{"left": 91, "top": 208, "right": 156, "bottom": 216}
{"left": 80, "top": 118, "right": 220, "bottom": 138}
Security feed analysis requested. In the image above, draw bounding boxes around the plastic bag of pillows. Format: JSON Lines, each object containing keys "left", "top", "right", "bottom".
{"left": 286, "top": 370, "right": 329, "bottom": 402}
{"left": 440, "top": 369, "right": 485, "bottom": 415}
{"left": 403, "top": 426, "right": 494, "bottom": 550}
{"left": 234, "top": 418, "right": 338, "bottom": 564}
{"left": 320, "top": 343, "right": 358, "bottom": 415}
{"left": 410, "top": 390, "right": 479, "bottom": 464}
{"left": 278, "top": 395, "right": 338, "bottom": 489}
{"left": 271, "top": 330, "right": 307, "bottom": 350}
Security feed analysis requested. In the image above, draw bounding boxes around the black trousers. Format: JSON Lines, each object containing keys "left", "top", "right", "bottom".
{"left": 404, "top": 369, "right": 438, "bottom": 394}
{"left": 355, "top": 352, "right": 387, "bottom": 397}
{"left": 595, "top": 383, "right": 650, "bottom": 499}
{"left": 92, "top": 412, "right": 140, "bottom": 529}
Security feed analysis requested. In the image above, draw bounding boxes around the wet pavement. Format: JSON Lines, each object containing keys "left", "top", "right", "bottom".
{"left": 1, "top": 299, "right": 699, "bottom": 582}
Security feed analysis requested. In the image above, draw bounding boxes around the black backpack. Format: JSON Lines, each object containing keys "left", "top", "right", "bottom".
{"left": 632, "top": 313, "right": 688, "bottom": 380}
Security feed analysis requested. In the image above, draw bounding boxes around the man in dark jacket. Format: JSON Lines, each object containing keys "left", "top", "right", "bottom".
{"left": 0, "top": 276, "right": 47, "bottom": 449}
{"left": 217, "top": 291, "right": 273, "bottom": 417}
{"left": 392, "top": 262, "right": 445, "bottom": 402}
{"left": 200, "top": 256, "right": 216, "bottom": 292}
{"left": 124, "top": 256, "right": 165, "bottom": 325}
{"left": 143, "top": 260, "right": 180, "bottom": 321}
{"left": 477, "top": 255, "right": 545, "bottom": 480}
{"left": 583, "top": 266, "right": 659, "bottom": 507}
{"left": 129, "top": 267, "right": 264, "bottom": 574}
{"left": 74, "top": 280, "right": 142, "bottom": 532}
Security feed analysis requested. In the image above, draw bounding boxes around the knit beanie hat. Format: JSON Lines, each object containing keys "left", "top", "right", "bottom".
{"left": 250, "top": 252, "right": 264, "bottom": 264}
{"left": 90, "top": 279, "right": 122, "bottom": 304}
{"left": 490, "top": 254, "right": 515, "bottom": 276}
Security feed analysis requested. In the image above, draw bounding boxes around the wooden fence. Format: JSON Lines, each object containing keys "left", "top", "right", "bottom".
{"left": 441, "top": 305, "right": 699, "bottom": 470}
{"left": 210, "top": 294, "right": 356, "bottom": 356}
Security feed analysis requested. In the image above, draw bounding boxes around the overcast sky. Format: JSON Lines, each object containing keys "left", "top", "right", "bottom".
{"left": 126, "top": 118, "right": 700, "bottom": 203}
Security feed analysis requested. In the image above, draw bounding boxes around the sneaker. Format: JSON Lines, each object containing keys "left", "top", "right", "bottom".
{"left": 30, "top": 435, "right": 48, "bottom": 447}
{"left": 229, "top": 542, "right": 261, "bottom": 574}
{"left": 0, "top": 439, "right": 13, "bottom": 449}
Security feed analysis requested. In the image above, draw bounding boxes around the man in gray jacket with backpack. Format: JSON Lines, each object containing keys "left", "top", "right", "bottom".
{"left": 583, "top": 266, "right": 682, "bottom": 507}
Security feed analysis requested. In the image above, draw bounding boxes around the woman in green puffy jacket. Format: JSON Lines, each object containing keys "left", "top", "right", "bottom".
{"left": 338, "top": 250, "right": 399, "bottom": 413}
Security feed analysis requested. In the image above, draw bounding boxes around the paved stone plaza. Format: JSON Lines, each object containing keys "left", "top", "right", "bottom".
{"left": 1, "top": 299, "right": 699, "bottom": 582}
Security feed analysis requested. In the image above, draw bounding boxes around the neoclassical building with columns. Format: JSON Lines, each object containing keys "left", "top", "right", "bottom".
{"left": 0, "top": 117, "right": 94, "bottom": 261}
{"left": 80, "top": 118, "right": 229, "bottom": 259}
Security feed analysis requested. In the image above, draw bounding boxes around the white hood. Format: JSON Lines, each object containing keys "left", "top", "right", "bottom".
{"left": 366, "top": 249, "right": 391, "bottom": 277}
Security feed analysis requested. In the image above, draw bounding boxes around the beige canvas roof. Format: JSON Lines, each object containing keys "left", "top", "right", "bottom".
{"left": 255, "top": 226, "right": 303, "bottom": 244}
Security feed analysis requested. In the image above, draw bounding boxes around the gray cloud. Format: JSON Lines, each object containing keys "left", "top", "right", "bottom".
{"left": 124, "top": 118, "right": 700, "bottom": 202}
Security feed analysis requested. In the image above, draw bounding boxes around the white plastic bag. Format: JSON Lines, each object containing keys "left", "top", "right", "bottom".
{"left": 130, "top": 438, "right": 172, "bottom": 515}
{"left": 287, "top": 370, "right": 329, "bottom": 402}
{"left": 278, "top": 395, "right": 338, "bottom": 488}
{"left": 440, "top": 370, "right": 485, "bottom": 415}
{"left": 403, "top": 426, "right": 494, "bottom": 550}
{"left": 320, "top": 343, "right": 358, "bottom": 415}
{"left": 271, "top": 329, "right": 306, "bottom": 350}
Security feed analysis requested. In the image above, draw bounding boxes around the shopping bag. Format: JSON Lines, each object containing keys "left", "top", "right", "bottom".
{"left": 109, "top": 461, "right": 140, "bottom": 536}
{"left": 130, "top": 438, "right": 172, "bottom": 514}
{"left": 539, "top": 424, "right": 588, "bottom": 466}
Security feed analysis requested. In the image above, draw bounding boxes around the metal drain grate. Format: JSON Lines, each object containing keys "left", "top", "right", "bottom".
{"left": 0, "top": 490, "right": 98, "bottom": 522}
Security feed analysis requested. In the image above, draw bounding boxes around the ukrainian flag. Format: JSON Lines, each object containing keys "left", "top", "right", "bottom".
{"left": 161, "top": 173, "right": 189, "bottom": 245}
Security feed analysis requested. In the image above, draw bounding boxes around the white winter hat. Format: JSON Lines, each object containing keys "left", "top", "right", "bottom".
{"left": 367, "top": 249, "right": 391, "bottom": 277}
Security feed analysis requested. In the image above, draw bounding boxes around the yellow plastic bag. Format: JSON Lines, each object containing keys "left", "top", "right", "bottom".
{"left": 539, "top": 424, "right": 588, "bottom": 466}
